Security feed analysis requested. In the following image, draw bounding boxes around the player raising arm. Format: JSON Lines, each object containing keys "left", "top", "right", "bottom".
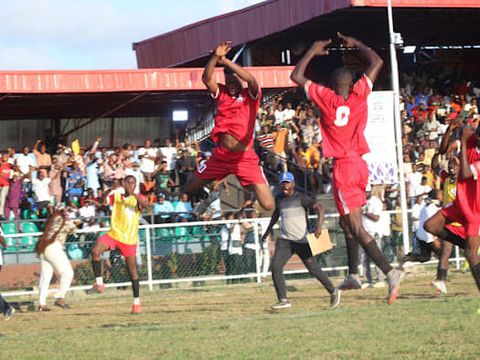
{"left": 291, "top": 33, "right": 403, "bottom": 304}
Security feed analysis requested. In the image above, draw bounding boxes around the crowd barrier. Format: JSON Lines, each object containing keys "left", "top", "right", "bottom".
{"left": 1, "top": 211, "right": 465, "bottom": 298}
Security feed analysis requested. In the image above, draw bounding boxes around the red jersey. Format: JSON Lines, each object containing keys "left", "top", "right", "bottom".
{"left": 306, "top": 74, "right": 372, "bottom": 159}
{"left": 210, "top": 84, "right": 261, "bottom": 148}
{"left": 454, "top": 135, "right": 480, "bottom": 223}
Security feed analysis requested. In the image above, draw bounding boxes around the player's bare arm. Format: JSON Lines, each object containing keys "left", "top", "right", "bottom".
{"left": 290, "top": 39, "right": 332, "bottom": 87}
{"left": 439, "top": 117, "right": 461, "bottom": 154}
{"left": 459, "top": 126, "right": 475, "bottom": 179}
{"left": 261, "top": 208, "right": 280, "bottom": 242}
{"left": 337, "top": 32, "right": 383, "bottom": 83}
{"left": 0, "top": 235, "right": 6, "bottom": 248}
{"left": 313, "top": 201, "right": 325, "bottom": 238}
{"left": 222, "top": 58, "right": 259, "bottom": 98}
{"left": 135, "top": 193, "right": 150, "bottom": 212}
{"left": 202, "top": 41, "right": 231, "bottom": 95}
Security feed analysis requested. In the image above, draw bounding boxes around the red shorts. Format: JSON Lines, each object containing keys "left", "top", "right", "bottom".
{"left": 445, "top": 223, "right": 466, "bottom": 240}
{"left": 332, "top": 157, "right": 369, "bottom": 216}
{"left": 98, "top": 233, "right": 137, "bottom": 258}
{"left": 195, "top": 147, "right": 268, "bottom": 187}
{"left": 441, "top": 202, "right": 480, "bottom": 237}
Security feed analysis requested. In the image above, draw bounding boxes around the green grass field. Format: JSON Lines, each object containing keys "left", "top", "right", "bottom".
{"left": 1, "top": 271, "right": 479, "bottom": 360}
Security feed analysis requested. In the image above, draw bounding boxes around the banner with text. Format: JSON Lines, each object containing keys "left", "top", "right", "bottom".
{"left": 363, "top": 91, "right": 398, "bottom": 184}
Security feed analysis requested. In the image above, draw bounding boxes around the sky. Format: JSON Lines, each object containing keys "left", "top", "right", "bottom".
{"left": 0, "top": 0, "right": 265, "bottom": 70}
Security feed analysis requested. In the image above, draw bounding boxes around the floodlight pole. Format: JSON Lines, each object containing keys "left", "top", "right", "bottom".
{"left": 387, "top": 0, "right": 410, "bottom": 254}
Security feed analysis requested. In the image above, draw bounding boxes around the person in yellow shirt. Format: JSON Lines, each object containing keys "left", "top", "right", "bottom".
{"left": 86, "top": 176, "right": 149, "bottom": 315}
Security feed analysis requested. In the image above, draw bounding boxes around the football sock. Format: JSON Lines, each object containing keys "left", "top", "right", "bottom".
{"left": 436, "top": 268, "right": 448, "bottom": 281}
{"left": 346, "top": 236, "right": 360, "bottom": 275}
{"left": 132, "top": 279, "right": 140, "bottom": 298}
{"left": 92, "top": 259, "right": 102, "bottom": 278}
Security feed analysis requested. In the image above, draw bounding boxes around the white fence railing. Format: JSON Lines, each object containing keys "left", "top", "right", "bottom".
{"left": 1, "top": 212, "right": 466, "bottom": 298}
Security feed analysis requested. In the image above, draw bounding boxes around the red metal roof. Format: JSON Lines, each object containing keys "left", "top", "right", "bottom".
{"left": 133, "top": 0, "right": 480, "bottom": 68}
{"left": 0, "top": 66, "right": 295, "bottom": 94}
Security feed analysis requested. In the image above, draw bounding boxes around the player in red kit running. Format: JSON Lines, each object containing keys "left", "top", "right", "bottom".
{"left": 291, "top": 33, "right": 403, "bottom": 304}
{"left": 184, "top": 42, "right": 274, "bottom": 212}
{"left": 425, "top": 125, "right": 480, "bottom": 307}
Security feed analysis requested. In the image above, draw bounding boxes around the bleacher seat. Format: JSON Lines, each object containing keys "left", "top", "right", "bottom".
{"left": 2, "top": 222, "right": 18, "bottom": 252}
{"left": 20, "top": 222, "right": 40, "bottom": 252}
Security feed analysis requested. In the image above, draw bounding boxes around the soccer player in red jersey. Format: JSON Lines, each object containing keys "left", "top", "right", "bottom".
{"left": 425, "top": 125, "right": 480, "bottom": 300}
{"left": 183, "top": 42, "right": 274, "bottom": 211}
{"left": 290, "top": 33, "right": 403, "bottom": 304}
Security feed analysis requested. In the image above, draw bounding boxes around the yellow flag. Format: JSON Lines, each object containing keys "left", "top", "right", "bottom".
{"left": 71, "top": 139, "right": 80, "bottom": 155}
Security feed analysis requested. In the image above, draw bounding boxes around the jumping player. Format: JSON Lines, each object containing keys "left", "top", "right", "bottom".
{"left": 183, "top": 41, "right": 274, "bottom": 212}
{"left": 86, "top": 175, "right": 149, "bottom": 315}
{"left": 291, "top": 33, "right": 403, "bottom": 304}
{"left": 424, "top": 125, "right": 480, "bottom": 308}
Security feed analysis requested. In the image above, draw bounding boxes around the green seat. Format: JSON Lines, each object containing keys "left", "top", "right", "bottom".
{"left": 2, "top": 222, "right": 18, "bottom": 252}
{"left": 155, "top": 228, "right": 172, "bottom": 241}
{"left": 20, "top": 222, "right": 39, "bottom": 252}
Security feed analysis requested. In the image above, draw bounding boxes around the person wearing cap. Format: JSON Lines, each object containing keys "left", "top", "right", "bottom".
{"left": 261, "top": 172, "right": 340, "bottom": 309}
{"left": 183, "top": 41, "right": 274, "bottom": 216}
{"left": 153, "top": 193, "right": 174, "bottom": 223}
{"left": 35, "top": 203, "right": 78, "bottom": 311}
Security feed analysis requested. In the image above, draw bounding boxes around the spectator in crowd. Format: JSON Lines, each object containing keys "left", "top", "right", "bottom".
{"left": 153, "top": 160, "right": 176, "bottom": 197}
{"left": 0, "top": 154, "right": 12, "bottom": 220}
{"left": 32, "top": 169, "right": 53, "bottom": 216}
{"left": 67, "top": 161, "right": 85, "bottom": 202}
{"left": 153, "top": 193, "right": 174, "bottom": 223}
{"left": 176, "top": 149, "right": 196, "bottom": 189}
{"left": 4, "top": 170, "right": 24, "bottom": 230}
{"left": 175, "top": 193, "right": 193, "bottom": 220}
{"left": 138, "top": 139, "right": 157, "bottom": 176}
{"left": 159, "top": 137, "right": 177, "bottom": 182}
{"left": 361, "top": 185, "right": 385, "bottom": 288}
{"left": 33, "top": 140, "right": 52, "bottom": 171}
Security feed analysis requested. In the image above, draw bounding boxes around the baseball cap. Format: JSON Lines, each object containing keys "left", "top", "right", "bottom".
{"left": 279, "top": 172, "right": 295, "bottom": 183}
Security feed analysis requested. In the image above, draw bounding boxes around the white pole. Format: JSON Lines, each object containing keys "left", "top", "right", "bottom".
{"left": 145, "top": 228, "right": 154, "bottom": 291}
{"left": 387, "top": 0, "right": 410, "bottom": 254}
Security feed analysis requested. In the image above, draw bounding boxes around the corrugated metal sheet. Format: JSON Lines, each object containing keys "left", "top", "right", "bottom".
{"left": 0, "top": 120, "right": 51, "bottom": 149}
{"left": 353, "top": 0, "right": 480, "bottom": 7}
{"left": 133, "top": 0, "right": 353, "bottom": 68}
{"left": 0, "top": 67, "right": 295, "bottom": 94}
{"left": 133, "top": 0, "right": 480, "bottom": 68}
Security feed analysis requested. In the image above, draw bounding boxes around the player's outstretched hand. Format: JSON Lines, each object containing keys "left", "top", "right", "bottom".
{"left": 337, "top": 32, "right": 358, "bottom": 48}
{"left": 310, "top": 39, "right": 332, "bottom": 56}
{"left": 215, "top": 41, "right": 232, "bottom": 59}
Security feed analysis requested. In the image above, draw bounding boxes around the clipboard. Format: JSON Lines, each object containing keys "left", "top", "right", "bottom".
{"left": 306, "top": 229, "right": 333, "bottom": 256}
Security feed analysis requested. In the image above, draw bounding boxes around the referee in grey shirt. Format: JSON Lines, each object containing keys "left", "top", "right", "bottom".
{"left": 262, "top": 172, "right": 340, "bottom": 309}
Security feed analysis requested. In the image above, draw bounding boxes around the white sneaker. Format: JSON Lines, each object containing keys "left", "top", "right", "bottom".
{"left": 431, "top": 281, "right": 447, "bottom": 296}
{"left": 271, "top": 299, "right": 291, "bottom": 309}
{"left": 372, "top": 281, "right": 386, "bottom": 288}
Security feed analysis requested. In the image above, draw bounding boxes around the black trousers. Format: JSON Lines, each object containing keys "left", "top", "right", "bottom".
{"left": 271, "top": 238, "right": 335, "bottom": 300}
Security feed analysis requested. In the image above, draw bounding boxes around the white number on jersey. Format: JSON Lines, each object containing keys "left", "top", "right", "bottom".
{"left": 334, "top": 105, "right": 351, "bottom": 127}
{"left": 197, "top": 160, "right": 207, "bottom": 174}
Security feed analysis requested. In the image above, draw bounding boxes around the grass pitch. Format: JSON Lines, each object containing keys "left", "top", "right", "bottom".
{"left": 1, "top": 271, "right": 479, "bottom": 360}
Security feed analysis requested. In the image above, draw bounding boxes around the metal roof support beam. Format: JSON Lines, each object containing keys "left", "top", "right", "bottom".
{"left": 62, "top": 91, "right": 150, "bottom": 138}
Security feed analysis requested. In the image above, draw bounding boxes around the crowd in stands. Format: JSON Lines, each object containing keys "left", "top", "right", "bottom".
{"left": 0, "top": 66, "right": 479, "bottom": 261}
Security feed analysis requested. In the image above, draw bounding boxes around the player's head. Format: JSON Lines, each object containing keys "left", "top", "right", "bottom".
{"left": 448, "top": 157, "right": 459, "bottom": 175}
{"left": 123, "top": 175, "right": 136, "bottom": 195}
{"left": 330, "top": 67, "right": 353, "bottom": 95}
{"left": 224, "top": 68, "right": 242, "bottom": 97}
{"left": 279, "top": 172, "right": 295, "bottom": 196}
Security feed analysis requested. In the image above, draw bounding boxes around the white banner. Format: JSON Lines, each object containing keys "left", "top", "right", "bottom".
{"left": 363, "top": 91, "right": 398, "bottom": 184}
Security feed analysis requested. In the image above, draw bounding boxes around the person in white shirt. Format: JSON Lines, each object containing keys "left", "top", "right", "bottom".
{"left": 361, "top": 185, "right": 386, "bottom": 287}
{"left": 159, "top": 138, "right": 177, "bottom": 181}
{"left": 138, "top": 139, "right": 158, "bottom": 176}
{"left": 32, "top": 170, "right": 53, "bottom": 213}
{"left": 283, "top": 102, "right": 296, "bottom": 123}
{"left": 15, "top": 146, "right": 36, "bottom": 177}
{"left": 273, "top": 102, "right": 286, "bottom": 125}
{"left": 407, "top": 163, "right": 423, "bottom": 207}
